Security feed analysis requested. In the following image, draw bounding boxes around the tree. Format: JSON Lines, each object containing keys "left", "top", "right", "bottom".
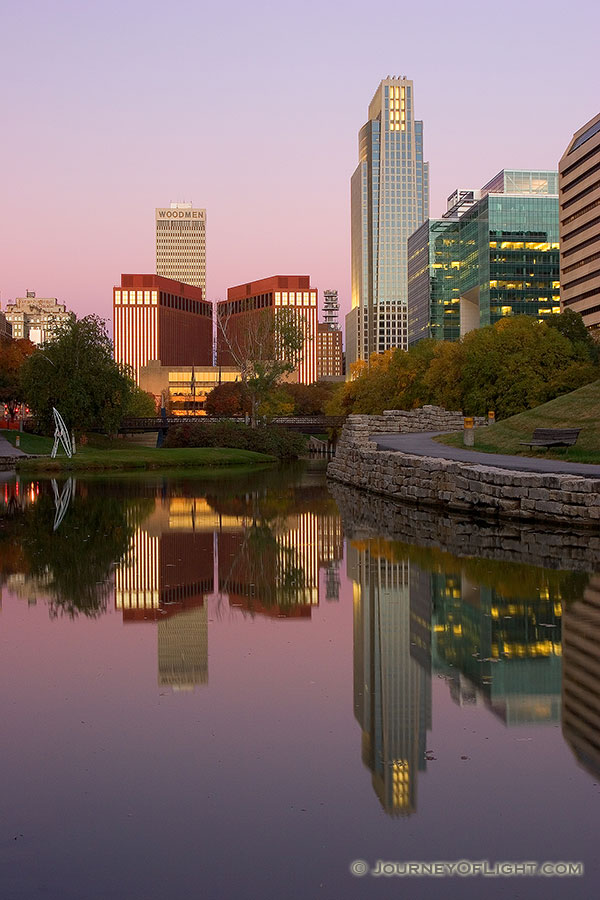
{"left": 125, "top": 386, "right": 157, "bottom": 417}
{"left": 0, "top": 337, "right": 35, "bottom": 407}
{"left": 205, "top": 381, "right": 251, "bottom": 417}
{"left": 546, "top": 309, "right": 599, "bottom": 363}
{"left": 20, "top": 314, "right": 137, "bottom": 436}
{"left": 217, "top": 306, "right": 308, "bottom": 426}
{"left": 280, "top": 381, "right": 338, "bottom": 416}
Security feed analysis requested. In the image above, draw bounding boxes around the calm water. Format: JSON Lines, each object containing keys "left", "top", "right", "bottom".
{"left": 1, "top": 465, "right": 599, "bottom": 900}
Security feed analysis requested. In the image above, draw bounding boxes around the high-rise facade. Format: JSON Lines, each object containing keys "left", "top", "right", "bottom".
{"left": 217, "top": 275, "right": 318, "bottom": 385}
{"left": 559, "top": 113, "right": 600, "bottom": 335}
{"left": 156, "top": 202, "right": 206, "bottom": 299}
{"left": 408, "top": 170, "right": 560, "bottom": 343}
{"left": 347, "top": 76, "right": 429, "bottom": 369}
{"left": 113, "top": 274, "right": 212, "bottom": 383}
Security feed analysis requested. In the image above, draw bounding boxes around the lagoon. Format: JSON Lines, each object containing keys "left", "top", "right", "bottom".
{"left": 1, "top": 465, "right": 599, "bottom": 899}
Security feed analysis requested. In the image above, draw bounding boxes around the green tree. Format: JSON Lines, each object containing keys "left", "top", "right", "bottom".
{"left": 20, "top": 314, "right": 136, "bottom": 436}
{"left": 217, "top": 307, "right": 307, "bottom": 426}
{"left": 125, "top": 385, "right": 157, "bottom": 417}
{"left": 546, "top": 309, "right": 599, "bottom": 363}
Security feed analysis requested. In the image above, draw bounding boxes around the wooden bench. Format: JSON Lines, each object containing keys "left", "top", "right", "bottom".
{"left": 520, "top": 428, "right": 581, "bottom": 449}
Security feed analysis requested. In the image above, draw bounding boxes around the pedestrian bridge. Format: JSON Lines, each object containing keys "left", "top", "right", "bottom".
{"left": 119, "top": 415, "right": 346, "bottom": 435}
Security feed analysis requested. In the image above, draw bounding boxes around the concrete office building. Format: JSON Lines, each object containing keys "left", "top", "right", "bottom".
{"left": 559, "top": 113, "right": 600, "bottom": 335}
{"left": 139, "top": 361, "right": 241, "bottom": 415}
{"left": 408, "top": 170, "right": 560, "bottom": 343}
{"left": 217, "top": 275, "right": 318, "bottom": 385}
{"left": 347, "top": 76, "right": 429, "bottom": 368}
{"left": 113, "top": 274, "right": 212, "bottom": 383}
{"left": 156, "top": 202, "right": 206, "bottom": 300}
{"left": 1, "top": 291, "right": 71, "bottom": 344}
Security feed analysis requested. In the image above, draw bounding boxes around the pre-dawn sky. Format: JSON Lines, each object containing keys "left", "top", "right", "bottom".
{"left": 1, "top": 0, "right": 597, "bottom": 324}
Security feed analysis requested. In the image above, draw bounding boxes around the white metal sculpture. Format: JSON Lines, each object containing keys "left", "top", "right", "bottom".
{"left": 51, "top": 407, "right": 73, "bottom": 458}
{"left": 51, "top": 477, "right": 75, "bottom": 530}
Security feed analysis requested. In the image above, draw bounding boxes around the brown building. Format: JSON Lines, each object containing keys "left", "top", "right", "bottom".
{"left": 317, "top": 323, "right": 343, "bottom": 379}
{"left": 217, "top": 275, "right": 318, "bottom": 385}
{"left": 113, "top": 274, "right": 212, "bottom": 384}
{"left": 559, "top": 113, "right": 600, "bottom": 334}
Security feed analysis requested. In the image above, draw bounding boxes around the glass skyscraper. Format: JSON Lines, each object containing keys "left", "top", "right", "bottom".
{"left": 347, "top": 77, "right": 429, "bottom": 368}
{"left": 408, "top": 171, "right": 560, "bottom": 344}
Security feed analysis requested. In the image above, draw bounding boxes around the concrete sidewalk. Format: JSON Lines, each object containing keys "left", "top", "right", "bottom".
{"left": 0, "top": 433, "right": 27, "bottom": 458}
{"left": 374, "top": 432, "right": 600, "bottom": 477}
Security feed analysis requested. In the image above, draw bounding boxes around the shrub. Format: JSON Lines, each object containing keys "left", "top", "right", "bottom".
{"left": 164, "top": 421, "right": 306, "bottom": 459}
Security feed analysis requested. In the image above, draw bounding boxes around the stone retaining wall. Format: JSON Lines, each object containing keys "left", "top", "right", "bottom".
{"left": 328, "top": 410, "right": 600, "bottom": 526}
{"left": 340, "top": 406, "right": 486, "bottom": 450}
{"left": 330, "top": 482, "right": 600, "bottom": 572}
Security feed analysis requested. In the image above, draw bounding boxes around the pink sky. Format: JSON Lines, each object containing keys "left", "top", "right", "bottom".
{"left": 1, "top": 0, "right": 598, "bottom": 326}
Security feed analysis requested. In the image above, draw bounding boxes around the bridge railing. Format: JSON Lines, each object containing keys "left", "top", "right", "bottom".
{"left": 119, "top": 415, "right": 346, "bottom": 432}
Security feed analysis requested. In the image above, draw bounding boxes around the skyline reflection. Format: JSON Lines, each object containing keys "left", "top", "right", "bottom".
{"left": 2, "top": 472, "right": 600, "bottom": 814}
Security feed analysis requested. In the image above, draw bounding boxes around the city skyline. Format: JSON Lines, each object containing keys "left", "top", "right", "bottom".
{"left": 1, "top": 0, "right": 596, "bottom": 327}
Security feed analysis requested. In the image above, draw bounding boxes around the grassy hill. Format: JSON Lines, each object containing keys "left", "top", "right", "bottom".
{"left": 437, "top": 380, "right": 600, "bottom": 464}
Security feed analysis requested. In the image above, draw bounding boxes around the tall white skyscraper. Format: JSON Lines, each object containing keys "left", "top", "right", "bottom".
{"left": 347, "top": 77, "right": 429, "bottom": 368}
{"left": 155, "top": 202, "right": 206, "bottom": 299}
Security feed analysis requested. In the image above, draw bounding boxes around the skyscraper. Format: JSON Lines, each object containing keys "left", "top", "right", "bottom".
{"left": 347, "top": 76, "right": 429, "bottom": 368}
{"left": 407, "top": 170, "right": 560, "bottom": 343}
{"left": 155, "top": 202, "right": 206, "bottom": 299}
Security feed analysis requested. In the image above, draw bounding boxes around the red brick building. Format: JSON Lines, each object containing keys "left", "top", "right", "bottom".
{"left": 217, "top": 275, "right": 318, "bottom": 385}
{"left": 113, "top": 274, "right": 212, "bottom": 383}
{"left": 317, "top": 323, "right": 343, "bottom": 378}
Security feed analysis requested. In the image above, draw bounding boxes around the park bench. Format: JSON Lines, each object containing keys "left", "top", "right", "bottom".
{"left": 520, "top": 428, "right": 581, "bottom": 449}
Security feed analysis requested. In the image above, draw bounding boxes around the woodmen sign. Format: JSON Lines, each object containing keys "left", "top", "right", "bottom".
{"left": 155, "top": 208, "right": 205, "bottom": 220}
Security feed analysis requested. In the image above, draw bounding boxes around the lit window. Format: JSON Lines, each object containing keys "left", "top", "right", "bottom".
{"left": 115, "top": 291, "right": 121, "bottom": 304}
{"left": 144, "top": 291, "right": 150, "bottom": 303}
{"left": 137, "top": 291, "right": 143, "bottom": 301}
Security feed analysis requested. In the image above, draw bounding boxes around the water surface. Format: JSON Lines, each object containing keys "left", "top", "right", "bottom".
{"left": 1, "top": 467, "right": 599, "bottom": 899}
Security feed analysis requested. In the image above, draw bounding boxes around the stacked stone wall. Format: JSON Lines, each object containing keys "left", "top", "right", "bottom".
{"left": 328, "top": 408, "right": 600, "bottom": 526}
{"left": 330, "top": 482, "right": 600, "bottom": 572}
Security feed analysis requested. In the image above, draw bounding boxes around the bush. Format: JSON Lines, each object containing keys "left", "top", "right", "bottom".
{"left": 164, "top": 421, "right": 306, "bottom": 459}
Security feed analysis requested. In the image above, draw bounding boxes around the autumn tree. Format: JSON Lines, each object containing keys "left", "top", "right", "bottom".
{"left": 205, "top": 381, "right": 251, "bottom": 417}
{"left": 0, "top": 337, "right": 36, "bottom": 408}
{"left": 217, "top": 306, "right": 308, "bottom": 426}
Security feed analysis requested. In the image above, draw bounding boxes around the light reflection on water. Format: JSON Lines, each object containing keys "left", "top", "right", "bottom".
{"left": 1, "top": 467, "right": 599, "bottom": 899}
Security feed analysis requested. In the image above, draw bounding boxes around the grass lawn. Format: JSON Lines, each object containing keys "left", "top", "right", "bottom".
{"left": 1, "top": 430, "right": 276, "bottom": 471}
{"left": 436, "top": 380, "right": 600, "bottom": 464}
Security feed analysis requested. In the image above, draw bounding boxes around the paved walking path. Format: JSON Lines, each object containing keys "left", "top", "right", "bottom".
{"left": 0, "top": 434, "right": 26, "bottom": 458}
{"left": 374, "top": 432, "right": 600, "bottom": 477}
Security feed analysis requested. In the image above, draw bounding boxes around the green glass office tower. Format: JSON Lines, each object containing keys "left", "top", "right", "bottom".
{"left": 347, "top": 77, "right": 429, "bottom": 368}
{"left": 408, "top": 170, "right": 560, "bottom": 344}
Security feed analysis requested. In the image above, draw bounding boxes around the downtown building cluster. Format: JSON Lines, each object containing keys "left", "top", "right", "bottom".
{"left": 346, "top": 79, "right": 600, "bottom": 369}
{"left": 112, "top": 203, "right": 343, "bottom": 410}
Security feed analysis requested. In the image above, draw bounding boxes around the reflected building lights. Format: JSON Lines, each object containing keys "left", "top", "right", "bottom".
{"left": 432, "top": 572, "right": 563, "bottom": 725}
{"left": 349, "top": 540, "right": 432, "bottom": 816}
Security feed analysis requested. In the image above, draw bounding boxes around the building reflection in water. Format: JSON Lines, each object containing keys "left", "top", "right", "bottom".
{"left": 347, "top": 535, "right": 580, "bottom": 816}
{"left": 432, "top": 571, "right": 563, "bottom": 725}
{"left": 115, "top": 491, "right": 343, "bottom": 687}
{"left": 348, "top": 540, "right": 432, "bottom": 817}
{"left": 562, "top": 575, "right": 600, "bottom": 778}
